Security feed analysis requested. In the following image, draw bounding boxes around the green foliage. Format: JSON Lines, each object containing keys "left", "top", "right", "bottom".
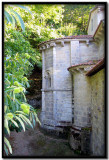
{"left": 12, "top": 4, "right": 64, "bottom": 48}
{"left": 9, "top": 4, "right": 94, "bottom": 51}
{"left": 4, "top": 5, "right": 41, "bottom": 156}
{"left": 62, "top": 4, "right": 95, "bottom": 35}
{"left": 4, "top": 4, "right": 32, "bottom": 31}
{"left": 4, "top": 137, "right": 12, "bottom": 155}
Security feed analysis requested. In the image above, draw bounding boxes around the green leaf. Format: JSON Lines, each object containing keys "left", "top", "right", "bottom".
{"left": 31, "top": 113, "right": 36, "bottom": 127}
{"left": 11, "top": 9, "right": 25, "bottom": 31}
{"left": 4, "top": 11, "right": 13, "bottom": 24}
{"left": 5, "top": 87, "right": 14, "bottom": 93}
{"left": 26, "top": 81, "right": 30, "bottom": 88}
{"left": 11, "top": 14, "right": 16, "bottom": 28}
{"left": 15, "top": 111, "right": 26, "bottom": 115}
{"left": 4, "top": 119, "right": 10, "bottom": 135}
{"left": 34, "top": 112, "right": 41, "bottom": 125}
{"left": 4, "top": 144, "right": 9, "bottom": 155}
{"left": 5, "top": 78, "right": 11, "bottom": 85}
{"left": 4, "top": 137, "right": 12, "bottom": 154}
{"left": 21, "top": 92, "right": 27, "bottom": 102}
{"left": 16, "top": 5, "right": 32, "bottom": 14}
{"left": 18, "top": 114, "right": 33, "bottom": 128}
{"left": 7, "top": 113, "right": 14, "bottom": 119}
{"left": 15, "top": 116, "right": 25, "bottom": 131}
{"left": 10, "top": 119, "right": 19, "bottom": 128}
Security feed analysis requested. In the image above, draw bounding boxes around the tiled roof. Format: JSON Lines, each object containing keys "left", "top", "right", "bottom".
{"left": 63, "top": 35, "right": 93, "bottom": 39}
{"left": 67, "top": 60, "right": 98, "bottom": 71}
{"left": 86, "top": 58, "right": 104, "bottom": 76}
{"left": 39, "top": 35, "right": 93, "bottom": 46}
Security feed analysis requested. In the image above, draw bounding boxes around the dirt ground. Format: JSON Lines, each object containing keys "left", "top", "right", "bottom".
{"left": 7, "top": 122, "right": 78, "bottom": 158}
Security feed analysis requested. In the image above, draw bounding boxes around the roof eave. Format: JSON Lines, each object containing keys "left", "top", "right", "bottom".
{"left": 38, "top": 36, "right": 94, "bottom": 47}
{"left": 86, "top": 58, "right": 105, "bottom": 76}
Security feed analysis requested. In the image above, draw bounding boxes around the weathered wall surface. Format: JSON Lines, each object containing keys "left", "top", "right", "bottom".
{"left": 45, "top": 92, "right": 53, "bottom": 119}
{"left": 90, "top": 69, "right": 105, "bottom": 156}
{"left": 79, "top": 42, "right": 98, "bottom": 62}
{"left": 70, "top": 41, "right": 99, "bottom": 65}
{"left": 54, "top": 91, "right": 72, "bottom": 122}
{"left": 41, "top": 42, "right": 73, "bottom": 129}
{"left": 41, "top": 47, "right": 54, "bottom": 129}
{"left": 44, "top": 47, "right": 53, "bottom": 71}
{"left": 73, "top": 72, "right": 91, "bottom": 128}
{"left": 96, "top": 36, "right": 104, "bottom": 59}
{"left": 88, "top": 8, "right": 104, "bottom": 35}
{"left": 70, "top": 41, "right": 80, "bottom": 65}
{"left": 54, "top": 43, "right": 72, "bottom": 124}
{"left": 55, "top": 43, "right": 72, "bottom": 89}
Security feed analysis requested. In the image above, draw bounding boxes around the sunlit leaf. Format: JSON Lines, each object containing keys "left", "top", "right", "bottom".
{"left": 18, "top": 114, "right": 33, "bottom": 128}
{"left": 15, "top": 116, "right": 25, "bottom": 131}
{"left": 16, "top": 5, "right": 32, "bottom": 14}
{"left": 4, "top": 11, "right": 13, "bottom": 24}
{"left": 4, "top": 119, "right": 10, "bottom": 135}
{"left": 11, "top": 9, "right": 25, "bottom": 31}
{"left": 4, "top": 137, "right": 12, "bottom": 154}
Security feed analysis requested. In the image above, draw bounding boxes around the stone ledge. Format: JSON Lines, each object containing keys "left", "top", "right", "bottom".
{"left": 41, "top": 89, "right": 72, "bottom": 92}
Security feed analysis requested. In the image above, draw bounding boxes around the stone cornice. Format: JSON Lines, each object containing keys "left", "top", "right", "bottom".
{"left": 41, "top": 89, "right": 72, "bottom": 92}
{"left": 39, "top": 38, "right": 94, "bottom": 51}
{"left": 68, "top": 64, "right": 95, "bottom": 74}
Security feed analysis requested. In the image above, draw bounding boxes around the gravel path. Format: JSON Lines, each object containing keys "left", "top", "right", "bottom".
{"left": 7, "top": 123, "right": 76, "bottom": 157}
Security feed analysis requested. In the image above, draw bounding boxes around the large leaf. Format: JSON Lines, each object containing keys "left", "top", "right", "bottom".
{"left": 4, "top": 11, "right": 13, "bottom": 24}
{"left": 16, "top": 5, "right": 32, "bottom": 14}
{"left": 5, "top": 87, "right": 14, "bottom": 93}
{"left": 15, "top": 116, "right": 25, "bottom": 131}
{"left": 11, "top": 9, "right": 25, "bottom": 31}
{"left": 15, "top": 111, "right": 26, "bottom": 115}
{"left": 11, "top": 14, "right": 16, "bottom": 28}
{"left": 4, "top": 119, "right": 10, "bottom": 135}
{"left": 4, "top": 144, "right": 9, "bottom": 155}
{"left": 18, "top": 114, "right": 33, "bottom": 128}
{"left": 4, "top": 137, "right": 12, "bottom": 154}
{"left": 34, "top": 112, "right": 41, "bottom": 125}
{"left": 9, "top": 119, "right": 19, "bottom": 128}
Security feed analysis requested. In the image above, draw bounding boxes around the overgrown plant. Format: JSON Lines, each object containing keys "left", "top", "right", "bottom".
{"left": 4, "top": 4, "right": 41, "bottom": 155}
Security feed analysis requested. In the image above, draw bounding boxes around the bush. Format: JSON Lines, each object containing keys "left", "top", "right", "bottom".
{"left": 4, "top": 28, "right": 41, "bottom": 155}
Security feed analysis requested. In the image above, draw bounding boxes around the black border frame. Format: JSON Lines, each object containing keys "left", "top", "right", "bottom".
{"left": 2, "top": 2, "right": 108, "bottom": 159}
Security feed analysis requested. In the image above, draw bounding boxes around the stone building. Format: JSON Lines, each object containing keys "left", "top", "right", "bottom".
{"left": 39, "top": 5, "right": 105, "bottom": 156}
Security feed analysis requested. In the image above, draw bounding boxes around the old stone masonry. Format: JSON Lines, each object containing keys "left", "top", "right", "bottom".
{"left": 39, "top": 5, "right": 105, "bottom": 156}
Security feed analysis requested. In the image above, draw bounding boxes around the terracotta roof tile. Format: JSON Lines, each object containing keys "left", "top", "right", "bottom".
{"left": 86, "top": 58, "right": 104, "bottom": 76}
{"left": 39, "top": 35, "right": 93, "bottom": 46}
{"left": 67, "top": 60, "right": 98, "bottom": 70}
{"left": 63, "top": 35, "right": 93, "bottom": 39}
